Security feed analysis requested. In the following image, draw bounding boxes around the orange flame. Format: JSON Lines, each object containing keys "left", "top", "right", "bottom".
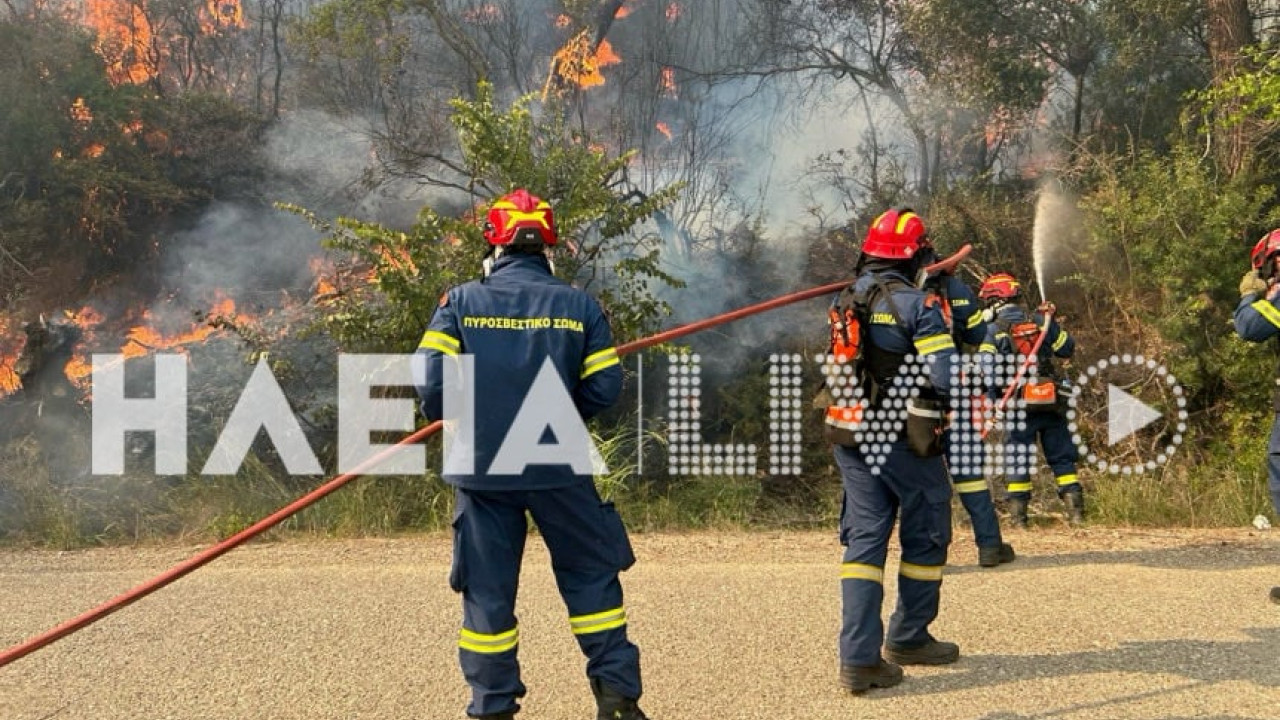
{"left": 615, "top": 2, "right": 633, "bottom": 18}
{"left": 62, "top": 356, "right": 96, "bottom": 388}
{"left": 545, "top": 30, "right": 622, "bottom": 95}
{"left": 595, "top": 40, "right": 621, "bottom": 68}
{"left": 555, "top": 14, "right": 572, "bottom": 28}
{"left": 660, "top": 67, "right": 677, "bottom": 97}
{"left": 70, "top": 97, "right": 94, "bottom": 125}
{"left": 0, "top": 314, "right": 24, "bottom": 398}
{"left": 84, "top": 0, "right": 158, "bottom": 85}
{"left": 656, "top": 122, "right": 673, "bottom": 140}
{"left": 0, "top": 366, "right": 19, "bottom": 396}
{"left": 61, "top": 306, "right": 106, "bottom": 390}
{"left": 200, "top": 0, "right": 245, "bottom": 34}
{"left": 310, "top": 257, "right": 340, "bottom": 301}
{"left": 84, "top": 0, "right": 245, "bottom": 84}
{"left": 665, "top": 2, "right": 683, "bottom": 21}
{"left": 66, "top": 306, "right": 107, "bottom": 329}
{"left": 376, "top": 245, "right": 418, "bottom": 276}
{"left": 61, "top": 296, "right": 247, "bottom": 391}
{"left": 309, "top": 247, "right": 414, "bottom": 304}
{"left": 120, "top": 296, "right": 235, "bottom": 358}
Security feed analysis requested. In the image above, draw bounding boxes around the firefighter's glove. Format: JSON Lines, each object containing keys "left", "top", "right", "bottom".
{"left": 1037, "top": 301, "right": 1056, "bottom": 316}
{"left": 1240, "top": 270, "right": 1269, "bottom": 298}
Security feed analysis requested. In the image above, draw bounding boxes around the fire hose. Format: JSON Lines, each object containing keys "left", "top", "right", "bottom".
{"left": 0, "top": 250, "right": 972, "bottom": 668}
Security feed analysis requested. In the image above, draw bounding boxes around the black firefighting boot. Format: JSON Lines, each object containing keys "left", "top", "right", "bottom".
{"left": 1062, "top": 488, "right": 1085, "bottom": 526}
{"left": 473, "top": 714, "right": 516, "bottom": 720}
{"left": 839, "top": 659, "right": 904, "bottom": 694}
{"left": 591, "top": 678, "right": 649, "bottom": 720}
{"left": 978, "top": 542, "right": 1016, "bottom": 567}
{"left": 1007, "top": 497, "right": 1030, "bottom": 529}
{"left": 1270, "top": 586, "right": 1279, "bottom": 605}
{"left": 884, "top": 636, "right": 960, "bottom": 666}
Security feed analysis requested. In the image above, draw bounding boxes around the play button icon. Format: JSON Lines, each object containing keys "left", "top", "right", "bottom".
{"left": 1107, "top": 384, "right": 1163, "bottom": 446}
{"left": 1067, "top": 354, "right": 1189, "bottom": 475}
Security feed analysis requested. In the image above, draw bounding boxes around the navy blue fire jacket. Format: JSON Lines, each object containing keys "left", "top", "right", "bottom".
{"left": 976, "top": 303, "right": 1074, "bottom": 397}
{"left": 934, "top": 274, "right": 987, "bottom": 348}
{"left": 415, "top": 253, "right": 623, "bottom": 491}
{"left": 853, "top": 269, "right": 957, "bottom": 394}
{"left": 977, "top": 304, "right": 1074, "bottom": 361}
{"left": 1235, "top": 289, "right": 1280, "bottom": 342}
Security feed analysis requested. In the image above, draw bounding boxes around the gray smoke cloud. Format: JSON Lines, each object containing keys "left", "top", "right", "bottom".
{"left": 640, "top": 76, "right": 875, "bottom": 380}
{"left": 161, "top": 108, "right": 467, "bottom": 314}
{"left": 262, "top": 109, "right": 462, "bottom": 228}
{"left": 161, "top": 202, "right": 319, "bottom": 308}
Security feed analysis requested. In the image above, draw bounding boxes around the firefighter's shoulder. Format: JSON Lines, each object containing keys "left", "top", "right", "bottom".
{"left": 442, "top": 279, "right": 480, "bottom": 302}
{"left": 427, "top": 284, "right": 469, "bottom": 319}
{"left": 1235, "top": 294, "right": 1280, "bottom": 340}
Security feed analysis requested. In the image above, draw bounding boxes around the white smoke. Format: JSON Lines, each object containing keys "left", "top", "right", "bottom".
{"left": 263, "top": 109, "right": 465, "bottom": 229}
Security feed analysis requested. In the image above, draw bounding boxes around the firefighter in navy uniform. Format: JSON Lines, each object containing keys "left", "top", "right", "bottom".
{"left": 824, "top": 208, "right": 961, "bottom": 694}
{"left": 416, "top": 189, "right": 650, "bottom": 720}
{"left": 976, "top": 272, "right": 1081, "bottom": 528}
{"left": 924, "top": 271, "right": 1016, "bottom": 567}
{"left": 1232, "top": 229, "right": 1280, "bottom": 606}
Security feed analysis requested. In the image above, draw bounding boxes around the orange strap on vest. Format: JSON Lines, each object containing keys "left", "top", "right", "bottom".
{"left": 828, "top": 306, "right": 860, "bottom": 363}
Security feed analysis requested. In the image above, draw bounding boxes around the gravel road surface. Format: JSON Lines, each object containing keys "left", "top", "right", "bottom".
{"left": 1, "top": 528, "right": 1277, "bottom": 720}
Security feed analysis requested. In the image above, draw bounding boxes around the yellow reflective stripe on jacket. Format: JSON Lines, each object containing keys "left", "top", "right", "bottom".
{"left": 570, "top": 606, "right": 627, "bottom": 635}
{"left": 1052, "top": 330, "right": 1069, "bottom": 351}
{"left": 978, "top": 342, "right": 998, "bottom": 354}
{"left": 418, "top": 330, "right": 461, "bottom": 355}
{"left": 1251, "top": 299, "right": 1280, "bottom": 329}
{"left": 840, "top": 562, "right": 884, "bottom": 583}
{"left": 581, "top": 347, "right": 620, "bottom": 379}
{"left": 1007, "top": 481, "right": 1032, "bottom": 493}
{"left": 966, "top": 313, "right": 983, "bottom": 329}
{"left": 913, "top": 333, "right": 955, "bottom": 356}
{"left": 459, "top": 626, "right": 518, "bottom": 654}
{"left": 1055, "top": 473, "right": 1079, "bottom": 486}
{"left": 954, "top": 479, "right": 988, "bottom": 494}
{"left": 899, "top": 562, "right": 944, "bottom": 582}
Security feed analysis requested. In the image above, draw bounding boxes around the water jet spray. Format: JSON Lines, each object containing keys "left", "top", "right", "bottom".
{"left": 1032, "top": 183, "right": 1056, "bottom": 304}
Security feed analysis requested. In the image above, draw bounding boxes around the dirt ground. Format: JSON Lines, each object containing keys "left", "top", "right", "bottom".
{"left": 0, "top": 527, "right": 1277, "bottom": 720}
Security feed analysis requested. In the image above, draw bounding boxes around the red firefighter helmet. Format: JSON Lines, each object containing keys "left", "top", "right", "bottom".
{"left": 862, "top": 208, "right": 929, "bottom": 260}
{"left": 483, "top": 189, "right": 557, "bottom": 247}
{"left": 1250, "top": 229, "right": 1280, "bottom": 270}
{"left": 979, "top": 272, "right": 1022, "bottom": 300}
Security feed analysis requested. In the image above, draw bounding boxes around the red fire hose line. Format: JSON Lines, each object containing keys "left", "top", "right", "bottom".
{"left": 0, "top": 425, "right": 446, "bottom": 669}
{"left": 980, "top": 309, "right": 1054, "bottom": 440}
{"left": 0, "top": 280, "right": 850, "bottom": 668}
